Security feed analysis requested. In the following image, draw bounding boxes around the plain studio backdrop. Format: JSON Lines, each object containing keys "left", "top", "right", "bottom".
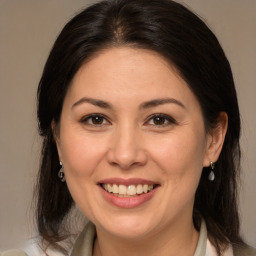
{"left": 0, "top": 0, "right": 255, "bottom": 252}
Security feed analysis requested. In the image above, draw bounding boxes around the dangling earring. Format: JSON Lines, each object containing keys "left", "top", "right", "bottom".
{"left": 58, "top": 161, "right": 65, "bottom": 182}
{"left": 208, "top": 161, "right": 215, "bottom": 181}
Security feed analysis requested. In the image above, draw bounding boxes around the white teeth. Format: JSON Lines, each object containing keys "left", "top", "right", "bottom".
{"left": 127, "top": 185, "right": 136, "bottom": 196}
{"left": 112, "top": 184, "right": 118, "bottom": 193}
{"left": 136, "top": 184, "right": 143, "bottom": 194}
{"left": 102, "top": 183, "right": 156, "bottom": 196}
{"left": 119, "top": 184, "right": 127, "bottom": 195}
{"left": 107, "top": 184, "right": 112, "bottom": 193}
{"left": 143, "top": 184, "right": 148, "bottom": 193}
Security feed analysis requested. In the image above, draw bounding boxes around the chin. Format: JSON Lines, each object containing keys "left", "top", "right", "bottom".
{"left": 96, "top": 213, "right": 157, "bottom": 239}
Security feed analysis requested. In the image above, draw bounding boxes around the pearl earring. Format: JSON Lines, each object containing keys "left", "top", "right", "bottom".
{"left": 58, "top": 161, "right": 65, "bottom": 182}
{"left": 208, "top": 161, "right": 215, "bottom": 181}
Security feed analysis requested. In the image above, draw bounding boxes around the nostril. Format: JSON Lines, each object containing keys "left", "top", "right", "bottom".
{"left": 106, "top": 148, "right": 147, "bottom": 170}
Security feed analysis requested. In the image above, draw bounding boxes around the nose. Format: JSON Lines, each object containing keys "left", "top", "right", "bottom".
{"left": 107, "top": 126, "right": 148, "bottom": 170}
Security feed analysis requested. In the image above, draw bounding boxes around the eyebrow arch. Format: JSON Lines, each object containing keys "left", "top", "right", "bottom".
{"left": 72, "top": 97, "right": 185, "bottom": 110}
{"left": 72, "top": 97, "right": 112, "bottom": 109}
{"left": 139, "top": 98, "right": 186, "bottom": 109}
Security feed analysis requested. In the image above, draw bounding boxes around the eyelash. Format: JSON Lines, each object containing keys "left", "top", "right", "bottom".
{"left": 80, "top": 113, "right": 110, "bottom": 126}
{"left": 80, "top": 113, "right": 177, "bottom": 128}
{"left": 145, "top": 113, "right": 177, "bottom": 127}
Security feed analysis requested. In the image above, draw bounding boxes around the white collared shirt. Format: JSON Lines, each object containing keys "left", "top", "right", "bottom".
{"left": 206, "top": 239, "right": 233, "bottom": 256}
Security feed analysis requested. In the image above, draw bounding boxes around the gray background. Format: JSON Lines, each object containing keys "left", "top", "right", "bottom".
{"left": 0, "top": 0, "right": 255, "bottom": 251}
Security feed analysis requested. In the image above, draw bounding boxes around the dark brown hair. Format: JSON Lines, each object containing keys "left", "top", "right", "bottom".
{"left": 36, "top": 0, "right": 243, "bottom": 254}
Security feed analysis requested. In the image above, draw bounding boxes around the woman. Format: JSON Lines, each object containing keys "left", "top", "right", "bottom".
{"left": 2, "top": 0, "right": 256, "bottom": 255}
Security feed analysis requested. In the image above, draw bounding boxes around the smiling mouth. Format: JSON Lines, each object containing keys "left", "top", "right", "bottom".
{"left": 100, "top": 183, "right": 159, "bottom": 197}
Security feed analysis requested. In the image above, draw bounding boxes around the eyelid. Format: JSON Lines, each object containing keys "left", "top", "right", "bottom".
{"left": 80, "top": 113, "right": 177, "bottom": 128}
{"left": 145, "top": 113, "right": 177, "bottom": 126}
{"left": 80, "top": 113, "right": 111, "bottom": 126}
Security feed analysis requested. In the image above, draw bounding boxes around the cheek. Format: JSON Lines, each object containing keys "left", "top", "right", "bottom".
{"left": 148, "top": 129, "right": 206, "bottom": 181}
{"left": 59, "top": 130, "right": 108, "bottom": 178}
{"left": 58, "top": 130, "right": 110, "bottom": 217}
{"left": 147, "top": 131, "right": 206, "bottom": 218}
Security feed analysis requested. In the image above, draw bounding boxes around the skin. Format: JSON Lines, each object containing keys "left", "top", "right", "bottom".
{"left": 55, "top": 47, "right": 227, "bottom": 256}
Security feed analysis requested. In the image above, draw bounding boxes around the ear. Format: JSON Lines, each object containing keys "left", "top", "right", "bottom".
{"left": 51, "top": 120, "right": 62, "bottom": 162}
{"left": 203, "top": 112, "right": 228, "bottom": 167}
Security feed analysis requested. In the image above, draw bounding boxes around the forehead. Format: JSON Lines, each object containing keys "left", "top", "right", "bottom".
{"left": 65, "top": 47, "right": 200, "bottom": 111}
{"left": 72, "top": 48, "right": 182, "bottom": 89}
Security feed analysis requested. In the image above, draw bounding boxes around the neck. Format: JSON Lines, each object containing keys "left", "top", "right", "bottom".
{"left": 93, "top": 217, "right": 199, "bottom": 256}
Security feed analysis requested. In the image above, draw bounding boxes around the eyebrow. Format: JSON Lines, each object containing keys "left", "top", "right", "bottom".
{"left": 72, "top": 97, "right": 112, "bottom": 109}
{"left": 72, "top": 97, "right": 185, "bottom": 110}
{"left": 139, "top": 98, "right": 186, "bottom": 109}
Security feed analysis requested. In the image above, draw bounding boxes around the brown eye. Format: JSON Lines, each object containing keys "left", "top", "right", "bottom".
{"left": 146, "top": 114, "right": 177, "bottom": 127}
{"left": 81, "top": 114, "right": 110, "bottom": 126}
{"left": 91, "top": 116, "right": 104, "bottom": 124}
{"left": 152, "top": 116, "right": 166, "bottom": 125}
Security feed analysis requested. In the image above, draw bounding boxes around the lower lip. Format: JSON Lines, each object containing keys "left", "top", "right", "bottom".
{"left": 99, "top": 186, "right": 159, "bottom": 208}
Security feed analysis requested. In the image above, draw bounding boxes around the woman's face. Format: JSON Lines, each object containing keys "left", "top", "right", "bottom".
{"left": 56, "top": 47, "right": 213, "bottom": 239}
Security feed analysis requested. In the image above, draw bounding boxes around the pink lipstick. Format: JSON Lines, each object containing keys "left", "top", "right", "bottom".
{"left": 98, "top": 178, "right": 159, "bottom": 208}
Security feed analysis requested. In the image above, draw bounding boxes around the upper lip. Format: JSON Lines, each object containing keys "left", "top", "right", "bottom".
{"left": 97, "top": 178, "right": 159, "bottom": 186}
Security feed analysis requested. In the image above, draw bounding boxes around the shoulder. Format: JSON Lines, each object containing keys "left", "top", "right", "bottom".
{"left": 233, "top": 243, "right": 256, "bottom": 256}
{"left": 0, "top": 250, "right": 28, "bottom": 256}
